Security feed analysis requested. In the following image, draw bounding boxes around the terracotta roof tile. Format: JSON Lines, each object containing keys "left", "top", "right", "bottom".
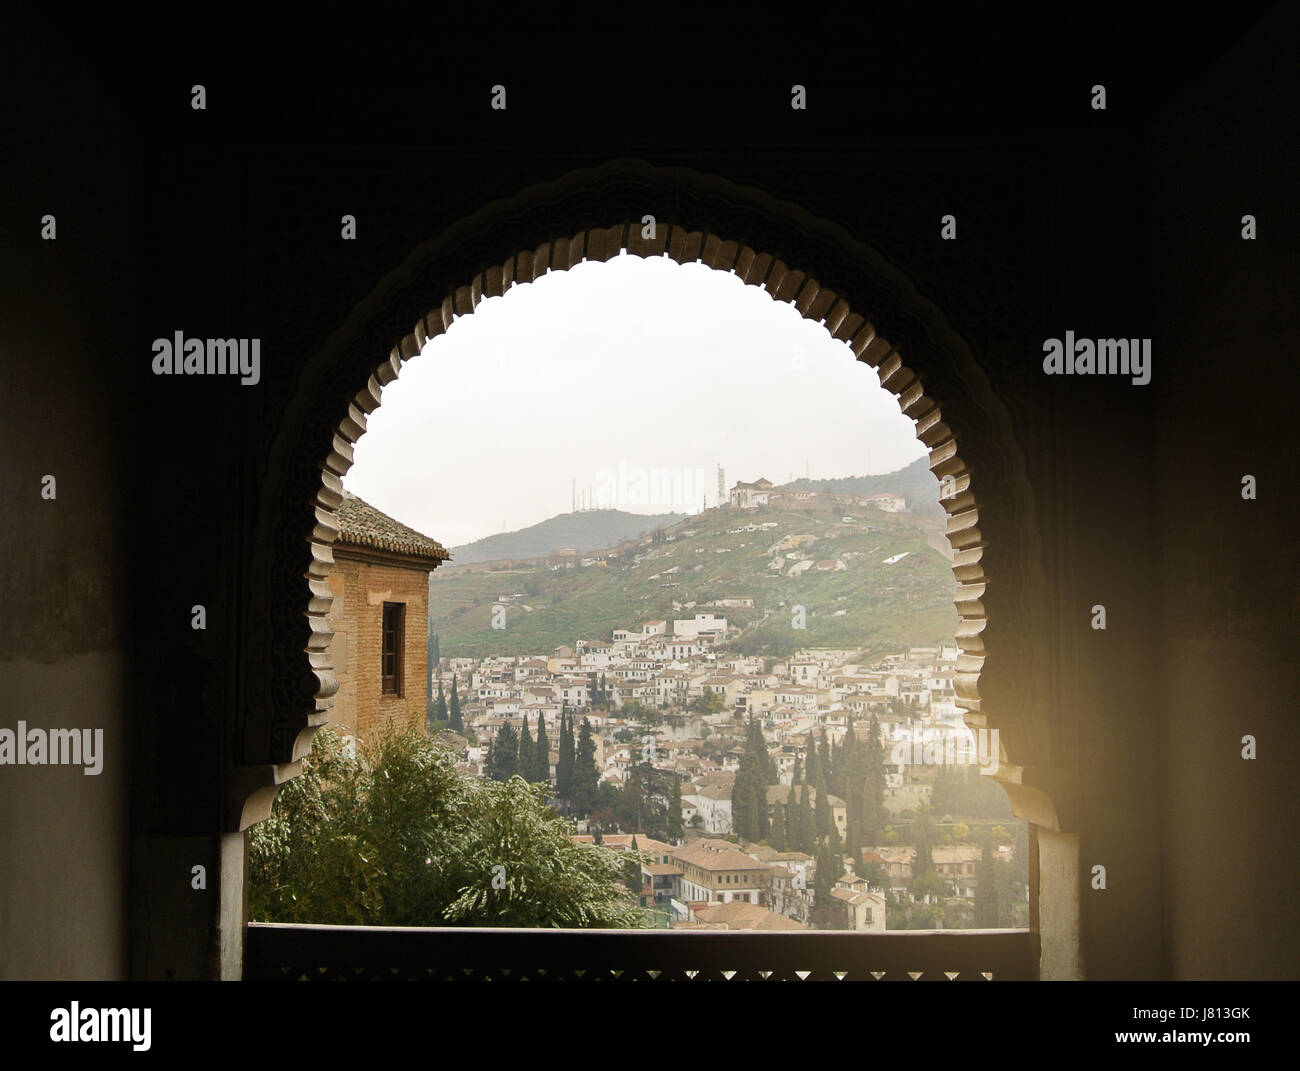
{"left": 690, "top": 902, "right": 807, "bottom": 930}
{"left": 336, "top": 492, "right": 449, "bottom": 561}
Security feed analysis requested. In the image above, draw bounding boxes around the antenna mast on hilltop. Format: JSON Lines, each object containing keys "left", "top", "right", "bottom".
{"left": 572, "top": 479, "right": 576, "bottom": 513}
{"left": 717, "top": 463, "right": 725, "bottom": 508}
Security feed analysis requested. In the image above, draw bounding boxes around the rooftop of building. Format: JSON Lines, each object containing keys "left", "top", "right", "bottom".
{"left": 672, "top": 839, "right": 772, "bottom": 873}
{"left": 685, "top": 901, "right": 807, "bottom": 930}
{"left": 336, "top": 492, "right": 449, "bottom": 562}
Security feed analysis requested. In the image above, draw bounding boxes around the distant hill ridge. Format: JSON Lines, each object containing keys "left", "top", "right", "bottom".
{"left": 779, "top": 456, "right": 939, "bottom": 503}
{"left": 450, "top": 509, "right": 689, "bottom": 565}
{"left": 429, "top": 474, "right": 957, "bottom": 659}
{"left": 449, "top": 459, "right": 939, "bottom": 566}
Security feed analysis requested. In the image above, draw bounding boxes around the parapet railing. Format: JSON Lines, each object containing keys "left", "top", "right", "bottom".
{"left": 244, "top": 923, "right": 1036, "bottom": 980}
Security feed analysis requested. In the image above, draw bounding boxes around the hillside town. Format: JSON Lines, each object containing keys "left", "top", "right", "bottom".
{"left": 427, "top": 613, "right": 1021, "bottom": 931}
{"left": 316, "top": 487, "right": 1024, "bottom": 934}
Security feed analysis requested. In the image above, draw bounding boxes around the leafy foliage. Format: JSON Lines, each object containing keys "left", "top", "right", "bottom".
{"left": 249, "top": 728, "right": 643, "bottom": 929}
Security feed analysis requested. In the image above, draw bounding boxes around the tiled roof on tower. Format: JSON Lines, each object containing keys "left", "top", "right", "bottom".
{"left": 336, "top": 492, "right": 450, "bottom": 562}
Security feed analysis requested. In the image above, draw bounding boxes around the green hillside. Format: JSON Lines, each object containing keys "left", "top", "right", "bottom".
{"left": 449, "top": 508, "right": 688, "bottom": 565}
{"left": 429, "top": 499, "right": 957, "bottom": 658}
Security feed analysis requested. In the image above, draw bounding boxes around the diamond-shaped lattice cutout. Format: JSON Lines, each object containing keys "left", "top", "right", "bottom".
{"left": 647, "top": 970, "right": 661, "bottom": 980}
{"left": 834, "top": 971, "right": 847, "bottom": 980}
{"left": 907, "top": 971, "right": 924, "bottom": 980}
{"left": 944, "top": 971, "right": 960, "bottom": 980}
{"left": 685, "top": 970, "right": 698, "bottom": 979}
{"left": 981, "top": 971, "right": 994, "bottom": 981}
{"left": 722, "top": 970, "right": 737, "bottom": 980}
{"left": 870, "top": 971, "right": 886, "bottom": 980}
{"left": 759, "top": 970, "right": 773, "bottom": 980}
{"left": 795, "top": 970, "right": 811, "bottom": 980}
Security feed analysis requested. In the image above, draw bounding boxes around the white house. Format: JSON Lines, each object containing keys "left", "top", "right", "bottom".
{"left": 673, "top": 613, "right": 728, "bottom": 639}
{"left": 682, "top": 786, "right": 733, "bottom": 834}
{"left": 863, "top": 492, "right": 906, "bottom": 513}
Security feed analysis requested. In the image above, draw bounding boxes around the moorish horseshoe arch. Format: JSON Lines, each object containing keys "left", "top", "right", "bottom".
{"left": 234, "top": 160, "right": 1069, "bottom": 853}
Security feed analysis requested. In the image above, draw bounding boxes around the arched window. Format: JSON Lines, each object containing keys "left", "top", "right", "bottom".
{"left": 240, "top": 165, "right": 1070, "bottom": 979}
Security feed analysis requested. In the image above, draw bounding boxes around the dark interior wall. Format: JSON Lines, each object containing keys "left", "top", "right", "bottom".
{"left": 0, "top": 11, "right": 1291, "bottom": 980}
{"left": 1150, "top": 4, "right": 1300, "bottom": 980}
{"left": 0, "top": 45, "right": 134, "bottom": 978}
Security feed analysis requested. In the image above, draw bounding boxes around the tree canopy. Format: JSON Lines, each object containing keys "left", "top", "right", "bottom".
{"left": 249, "top": 727, "right": 644, "bottom": 929}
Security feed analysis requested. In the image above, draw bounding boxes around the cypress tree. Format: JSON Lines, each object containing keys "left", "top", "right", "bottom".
{"left": 429, "top": 678, "right": 448, "bottom": 734}
{"left": 792, "top": 754, "right": 804, "bottom": 787}
{"left": 667, "top": 774, "right": 683, "bottom": 841}
{"left": 751, "top": 777, "right": 768, "bottom": 843}
{"left": 556, "top": 709, "right": 573, "bottom": 802}
{"left": 828, "top": 810, "right": 843, "bottom": 855}
{"left": 625, "top": 763, "right": 646, "bottom": 832}
{"left": 770, "top": 795, "right": 788, "bottom": 851}
{"left": 831, "top": 732, "right": 846, "bottom": 798}
{"left": 449, "top": 676, "right": 463, "bottom": 732}
{"left": 731, "top": 719, "right": 750, "bottom": 841}
{"left": 787, "top": 786, "right": 798, "bottom": 845}
{"left": 731, "top": 758, "right": 755, "bottom": 842}
{"left": 758, "top": 721, "right": 778, "bottom": 784}
{"left": 797, "top": 783, "right": 815, "bottom": 854}
{"left": 812, "top": 838, "right": 838, "bottom": 929}
{"left": 843, "top": 718, "right": 866, "bottom": 865}
{"left": 564, "top": 708, "right": 578, "bottom": 790}
{"left": 731, "top": 717, "right": 773, "bottom": 843}
{"left": 573, "top": 718, "right": 599, "bottom": 816}
{"left": 518, "top": 718, "right": 535, "bottom": 780}
{"left": 860, "top": 783, "right": 881, "bottom": 851}
{"left": 485, "top": 724, "right": 519, "bottom": 782}
{"left": 751, "top": 718, "right": 773, "bottom": 839}
{"left": 805, "top": 736, "right": 820, "bottom": 789}
{"left": 534, "top": 710, "right": 550, "bottom": 782}
{"left": 814, "top": 760, "right": 831, "bottom": 841}
{"left": 861, "top": 713, "right": 885, "bottom": 847}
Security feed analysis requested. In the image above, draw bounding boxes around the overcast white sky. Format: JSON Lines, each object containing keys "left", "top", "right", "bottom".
{"left": 344, "top": 253, "right": 926, "bottom": 548}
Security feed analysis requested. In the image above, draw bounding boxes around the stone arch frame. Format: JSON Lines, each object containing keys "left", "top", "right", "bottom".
{"left": 235, "top": 159, "right": 1067, "bottom": 854}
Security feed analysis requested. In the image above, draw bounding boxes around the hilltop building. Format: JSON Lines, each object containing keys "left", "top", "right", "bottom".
{"left": 729, "top": 477, "right": 774, "bottom": 509}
